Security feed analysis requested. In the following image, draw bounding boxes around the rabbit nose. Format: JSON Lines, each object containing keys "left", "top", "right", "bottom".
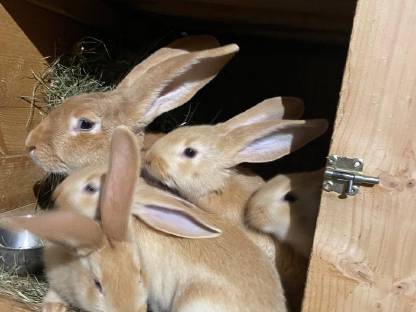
{"left": 27, "top": 145, "right": 36, "bottom": 154}
{"left": 144, "top": 152, "right": 152, "bottom": 165}
{"left": 144, "top": 158, "right": 151, "bottom": 167}
{"left": 25, "top": 132, "right": 35, "bottom": 150}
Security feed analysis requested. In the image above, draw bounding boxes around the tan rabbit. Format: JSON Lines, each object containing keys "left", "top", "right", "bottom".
{"left": 245, "top": 170, "right": 324, "bottom": 312}
{"left": 144, "top": 98, "right": 327, "bottom": 311}
{"left": 246, "top": 170, "right": 324, "bottom": 258}
{"left": 3, "top": 126, "right": 286, "bottom": 312}
{"left": 25, "top": 35, "right": 238, "bottom": 173}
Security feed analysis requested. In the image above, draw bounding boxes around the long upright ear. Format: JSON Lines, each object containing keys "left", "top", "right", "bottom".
{"left": 0, "top": 211, "right": 103, "bottom": 250}
{"left": 100, "top": 126, "right": 140, "bottom": 241}
{"left": 222, "top": 119, "right": 328, "bottom": 165}
{"left": 219, "top": 97, "right": 304, "bottom": 132}
{"left": 117, "top": 43, "right": 239, "bottom": 126}
{"left": 116, "top": 35, "right": 219, "bottom": 90}
{"left": 132, "top": 185, "right": 221, "bottom": 239}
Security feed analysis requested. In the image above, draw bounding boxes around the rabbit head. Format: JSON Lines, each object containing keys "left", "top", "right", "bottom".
{"left": 144, "top": 97, "right": 328, "bottom": 203}
{"left": 245, "top": 170, "right": 324, "bottom": 257}
{"left": 25, "top": 36, "right": 239, "bottom": 173}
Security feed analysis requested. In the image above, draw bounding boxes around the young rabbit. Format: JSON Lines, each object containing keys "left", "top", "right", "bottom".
{"left": 245, "top": 170, "right": 324, "bottom": 312}
{"left": 4, "top": 127, "right": 287, "bottom": 312}
{"left": 25, "top": 35, "right": 238, "bottom": 173}
{"left": 246, "top": 170, "right": 324, "bottom": 258}
{"left": 144, "top": 96, "right": 327, "bottom": 232}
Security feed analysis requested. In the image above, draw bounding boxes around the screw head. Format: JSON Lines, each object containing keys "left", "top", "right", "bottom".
{"left": 347, "top": 185, "right": 359, "bottom": 196}
{"left": 328, "top": 155, "right": 338, "bottom": 164}
{"left": 323, "top": 180, "right": 334, "bottom": 191}
{"left": 353, "top": 160, "right": 362, "bottom": 168}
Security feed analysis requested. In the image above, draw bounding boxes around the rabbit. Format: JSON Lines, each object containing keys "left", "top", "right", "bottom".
{"left": 143, "top": 97, "right": 327, "bottom": 311}
{"left": 245, "top": 170, "right": 324, "bottom": 312}
{"left": 25, "top": 35, "right": 239, "bottom": 174}
{"left": 3, "top": 126, "right": 287, "bottom": 312}
{"left": 245, "top": 169, "right": 324, "bottom": 259}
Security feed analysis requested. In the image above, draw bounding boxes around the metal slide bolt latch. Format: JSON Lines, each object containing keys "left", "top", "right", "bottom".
{"left": 323, "top": 155, "right": 379, "bottom": 196}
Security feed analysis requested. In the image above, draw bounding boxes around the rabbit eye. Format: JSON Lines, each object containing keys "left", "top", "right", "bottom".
{"left": 94, "top": 278, "right": 103, "bottom": 293}
{"left": 84, "top": 183, "right": 98, "bottom": 194}
{"left": 183, "top": 147, "right": 197, "bottom": 158}
{"left": 283, "top": 192, "right": 297, "bottom": 203}
{"left": 78, "top": 118, "right": 95, "bottom": 131}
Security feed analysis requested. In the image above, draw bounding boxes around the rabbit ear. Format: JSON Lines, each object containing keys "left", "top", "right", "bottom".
{"left": 117, "top": 43, "right": 239, "bottom": 126}
{"left": 100, "top": 126, "right": 140, "bottom": 242}
{"left": 219, "top": 97, "right": 304, "bottom": 133}
{"left": 0, "top": 212, "right": 103, "bottom": 250}
{"left": 132, "top": 186, "right": 221, "bottom": 239}
{"left": 116, "top": 35, "right": 219, "bottom": 90}
{"left": 222, "top": 119, "right": 328, "bottom": 165}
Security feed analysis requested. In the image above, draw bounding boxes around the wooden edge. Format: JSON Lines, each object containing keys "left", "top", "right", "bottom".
{"left": 25, "top": 0, "right": 119, "bottom": 30}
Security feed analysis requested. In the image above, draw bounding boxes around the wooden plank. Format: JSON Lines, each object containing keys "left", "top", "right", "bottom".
{"left": 0, "top": 156, "right": 43, "bottom": 212}
{"left": 0, "top": 203, "right": 37, "bottom": 217}
{"left": 125, "top": 0, "right": 356, "bottom": 41}
{"left": 303, "top": 0, "right": 416, "bottom": 311}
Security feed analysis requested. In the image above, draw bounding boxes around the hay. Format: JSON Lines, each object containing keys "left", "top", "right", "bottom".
{"left": 0, "top": 266, "right": 83, "bottom": 311}
{"left": 0, "top": 267, "right": 46, "bottom": 309}
{"left": 22, "top": 37, "right": 132, "bottom": 126}
{"left": 36, "top": 56, "right": 114, "bottom": 111}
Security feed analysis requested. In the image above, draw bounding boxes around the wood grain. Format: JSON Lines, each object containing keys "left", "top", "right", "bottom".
{"left": 0, "top": 203, "right": 37, "bottom": 217}
{"left": 303, "top": 0, "right": 416, "bottom": 310}
{"left": 0, "top": 156, "right": 42, "bottom": 212}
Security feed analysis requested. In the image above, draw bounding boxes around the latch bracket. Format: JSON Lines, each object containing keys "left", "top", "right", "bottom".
{"left": 323, "top": 155, "right": 379, "bottom": 196}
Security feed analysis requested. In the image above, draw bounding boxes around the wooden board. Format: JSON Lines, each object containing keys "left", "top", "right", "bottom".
{"left": 303, "top": 0, "right": 416, "bottom": 310}
{"left": 0, "top": 156, "right": 42, "bottom": 212}
{"left": 124, "top": 0, "right": 356, "bottom": 42}
{"left": 0, "top": 1, "right": 95, "bottom": 211}
{"left": 0, "top": 203, "right": 37, "bottom": 217}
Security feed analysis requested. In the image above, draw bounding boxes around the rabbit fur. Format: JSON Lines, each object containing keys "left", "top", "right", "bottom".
{"left": 3, "top": 127, "right": 287, "bottom": 312}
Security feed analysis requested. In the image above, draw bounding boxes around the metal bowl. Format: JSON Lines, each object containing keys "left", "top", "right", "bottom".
{"left": 0, "top": 215, "right": 44, "bottom": 275}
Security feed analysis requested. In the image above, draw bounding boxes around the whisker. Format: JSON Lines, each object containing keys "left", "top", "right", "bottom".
{"left": 210, "top": 109, "right": 223, "bottom": 124}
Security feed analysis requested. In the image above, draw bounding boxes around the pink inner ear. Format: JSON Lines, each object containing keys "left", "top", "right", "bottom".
{"left": 239, "top": 132, "right": 294, "bottom": 159}
{"left": 139, "top": 205, "right": 220, "bottom": 238}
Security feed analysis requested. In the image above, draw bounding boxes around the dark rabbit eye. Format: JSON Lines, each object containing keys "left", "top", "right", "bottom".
{"left": 94, "top": 278, "right": 103, "bottom": 293}
{"left": 78, "top": 118, "right": 95, "bottom": 131}
{"left": 183, "top": 147, "right": 197, "bottom": 158}
{"left": 84, "top": 183, "right": 98, "bottom": 194}
{"left": 283, "top": 192, "right": 297, "bottom": 203}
